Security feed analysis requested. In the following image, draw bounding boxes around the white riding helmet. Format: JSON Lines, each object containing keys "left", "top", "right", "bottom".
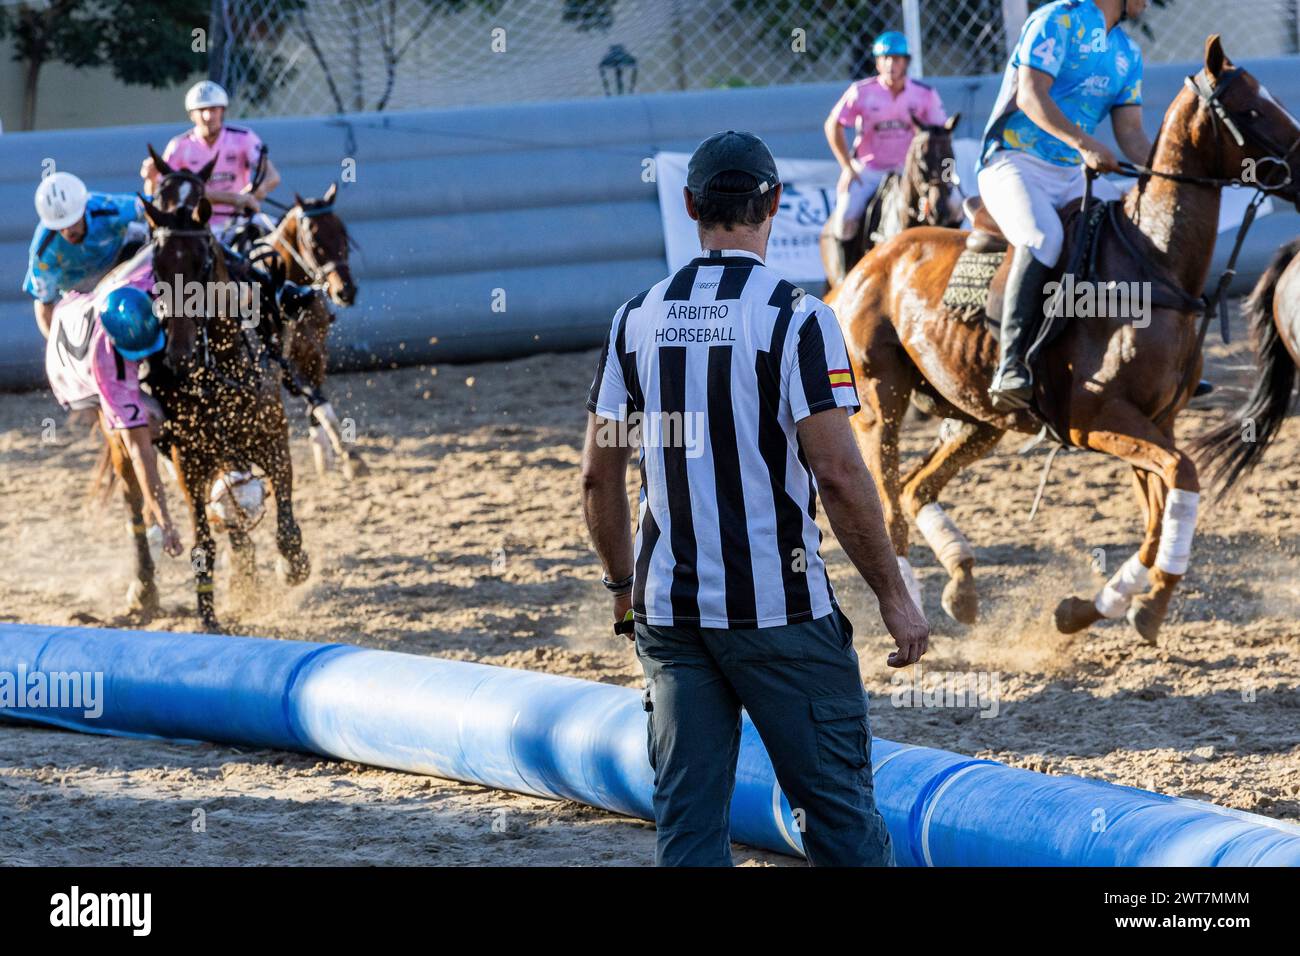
{"left": 185, "top": 80, "right": 229, "bottom": 113}
{"left": 34, "top": 172, "right": 88, "bottom": 231}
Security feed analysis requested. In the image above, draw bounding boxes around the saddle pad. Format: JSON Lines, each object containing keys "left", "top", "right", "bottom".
{"left": 941, "top": 248, "right": 1006, "bottom": 322}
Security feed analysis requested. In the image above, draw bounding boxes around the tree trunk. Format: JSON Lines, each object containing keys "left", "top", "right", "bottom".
{"left": 22, "top": 56, "right": 42, "bottom": 131}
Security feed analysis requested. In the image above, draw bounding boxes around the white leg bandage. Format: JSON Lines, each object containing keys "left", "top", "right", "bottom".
{"left": 1154, "top": 489, "right": 1199, "bottom": 576}
{"left": 1093, "top": 552, "right": 1151, "bottom": 619}
{"left": 896, "top": 556, "right": 924, "bottom": 613}
{"left": 311, "top": 401, "right": 347, "bottom": 456}
{"left": 915, "top": 503, "right": 975, "bottom": 573}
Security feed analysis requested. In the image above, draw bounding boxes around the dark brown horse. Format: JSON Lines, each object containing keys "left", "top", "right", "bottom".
{"left": 254, "top": 184, "right": 368, "bottom": 479}
{"left": 1192, "top": 236, "right": 1300, "bottom": 491}
{"left": 830, "top": 36, "right": 1300, "bottom": 644}
{"left": 820, "top": 114, "right": 963, "bottom": 289}
{"left": 138, "top": 195, "right": 311, "bottom": 631}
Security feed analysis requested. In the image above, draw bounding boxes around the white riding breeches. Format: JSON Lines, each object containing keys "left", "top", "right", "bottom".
{"left": 832, "top": 163, "right": 890, "bottom": 240}
{"left": 976, "top": 149, "right": 1123, "bottom": 267}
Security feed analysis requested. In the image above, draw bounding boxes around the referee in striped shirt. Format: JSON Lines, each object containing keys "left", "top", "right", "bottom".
{"left": 581, "top": 131, "right": 929, "bottom": 866}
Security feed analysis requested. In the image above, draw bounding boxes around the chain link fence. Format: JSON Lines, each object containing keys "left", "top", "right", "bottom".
{"left": 214, "top": 0, "right": 1300, "bottom": 118}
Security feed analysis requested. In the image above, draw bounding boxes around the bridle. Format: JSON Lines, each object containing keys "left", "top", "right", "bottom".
{"left": 908, "top": 127, "right": 961, "bottom": 225}
{"left": 1117, "top": 67, "right": 1300, "bottom": 193}
{"left": 267, "top": 204, "right": 347, "bottom": 291}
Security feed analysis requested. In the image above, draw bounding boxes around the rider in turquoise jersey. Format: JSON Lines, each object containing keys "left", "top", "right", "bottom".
{"left": 24, "top": 172, "right": 147, "bottom": 339}
{"left": 977, "top": 0, "right": 1152, "bottom": 411}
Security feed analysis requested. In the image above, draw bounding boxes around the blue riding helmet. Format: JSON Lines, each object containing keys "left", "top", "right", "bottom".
{"left": 100, "top": 286, "right": 164, "bottom": 361}
{"left": 873, "top": 30, "right": 910, "bottom": 58}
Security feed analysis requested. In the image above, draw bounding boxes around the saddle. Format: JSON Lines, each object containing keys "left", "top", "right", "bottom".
{"left": 941, "top": 195, "right": 1205, "bottom": 439}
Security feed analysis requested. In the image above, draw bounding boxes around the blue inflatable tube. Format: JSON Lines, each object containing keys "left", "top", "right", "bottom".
{"left": 2, "top": 624, "right": 1297, "bottom": 865}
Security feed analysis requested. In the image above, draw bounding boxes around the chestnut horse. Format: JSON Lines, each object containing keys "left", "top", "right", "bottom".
{"left": 1192, "top": 236, "right": 1300, "bottom": 491}
{"left": 820, "top": 115, "right": 964, "bottom": 289}
{"left": 138, "top": 195, "right": 311, "bottom": 631}
{"left": 254, "top": 184, "right": 368, "bottom": 479}
{"left": 830, "top": 37, "right": 1300, "bottom": 644}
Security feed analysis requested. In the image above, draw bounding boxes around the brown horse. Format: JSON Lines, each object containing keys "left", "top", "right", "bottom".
{"left": 136, "top": 195, "right": 311, "bottom": 631}
{"left": 1191, "top": 236, "right": 1300, "bottom": 491}
{"left": 830, "top": 36, "right": 1300, "bottom": 644}
{"left": 253, "top": 184, "right": 368, "bottom": 479}
{"left": 820, "top": 114, "right": 963, "bottom": 289}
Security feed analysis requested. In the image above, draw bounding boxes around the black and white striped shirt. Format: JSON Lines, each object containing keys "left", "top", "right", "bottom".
{"left": 587, "top": 248, "right": 860, "bottom": 629}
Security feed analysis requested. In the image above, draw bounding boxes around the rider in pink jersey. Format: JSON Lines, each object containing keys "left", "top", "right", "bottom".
{"left": 824, "top": 31, "right": 947, "bottom": 272}
{"left": 45, "top": 251, "right": 182, "bottom": 557}
{"left": 140, "top": 81, "right": 281, "bottom": 242}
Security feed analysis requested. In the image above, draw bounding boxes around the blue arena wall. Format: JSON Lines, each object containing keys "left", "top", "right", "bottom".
{"left": 2, "top": 56, "right": 1299, "bottom": 390}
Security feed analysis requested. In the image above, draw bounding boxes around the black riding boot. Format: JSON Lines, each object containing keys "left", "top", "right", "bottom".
{"left": 989, "top": 245, "right": 1054, "bottom": 412}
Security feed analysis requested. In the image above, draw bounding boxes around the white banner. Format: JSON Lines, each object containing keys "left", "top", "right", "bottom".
{"left": 655, "top": 151, "right": 839, "bottom": 284}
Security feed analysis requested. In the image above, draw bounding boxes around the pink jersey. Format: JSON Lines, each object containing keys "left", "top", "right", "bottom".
{"left": 162, "top": 124, "right": 264, "bottom": 228}
{"left": 832, "top": 76, "right": 947, "bottom": 171}
{"left": 45, "top": 249, "right": 157, "bottom": 430}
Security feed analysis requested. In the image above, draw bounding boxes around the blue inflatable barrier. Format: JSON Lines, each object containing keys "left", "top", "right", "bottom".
{"left": 2, "top": 623, "right": 1297, "bottom": 865}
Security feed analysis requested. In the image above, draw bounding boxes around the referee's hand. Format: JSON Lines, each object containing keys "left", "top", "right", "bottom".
{"left": 880, "top": 591, "right": 929, "bottom": 668}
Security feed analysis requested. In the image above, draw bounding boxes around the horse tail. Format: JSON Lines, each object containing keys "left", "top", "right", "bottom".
{"left": 1191, "top": 238, "right": 1300, "bottom": 498}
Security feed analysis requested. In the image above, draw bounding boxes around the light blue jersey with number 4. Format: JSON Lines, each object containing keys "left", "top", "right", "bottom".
{"left": 981, "top": 0, "right": 1143, "bottom": 167}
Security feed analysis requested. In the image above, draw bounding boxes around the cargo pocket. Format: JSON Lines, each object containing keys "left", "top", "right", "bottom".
{"left": 810, "top": 692, "right": 870, "bottom": 788}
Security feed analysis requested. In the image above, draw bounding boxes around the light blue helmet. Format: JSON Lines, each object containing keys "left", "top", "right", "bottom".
{"left": 100, "top": 286, "right": 164, "bottom": 361}
{"left": 872, "top": 31, "right": 910, "bottom": 58}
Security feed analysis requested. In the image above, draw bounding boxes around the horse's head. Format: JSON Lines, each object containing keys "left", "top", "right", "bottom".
{"left": 1185, "top": 36, "right": 1300, "bottom": 208}
{"left": 291, "top": 183, "right": 356, "bottom": 306}
{"left": 147, "top": 143, "right": 218, "bottom": 217}
{"left": 908, "top": 113, "right": 964, "bottom": 227}
{"left": 140, "top": 195, "right": 216, "bottom": 368}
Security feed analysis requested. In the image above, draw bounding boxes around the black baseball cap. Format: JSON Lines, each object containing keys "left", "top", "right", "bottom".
{"left": 686, "top": 130, "right": 780, "bottom": 199}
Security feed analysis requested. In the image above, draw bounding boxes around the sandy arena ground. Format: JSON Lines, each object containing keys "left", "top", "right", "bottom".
{"left": 2, "top": 300, "right": 1298, "bottom": 866}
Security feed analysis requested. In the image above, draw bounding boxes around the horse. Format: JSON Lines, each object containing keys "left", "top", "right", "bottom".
{"left": 253, "top": 184, "right": 369, "bottom": 479}
{"left": 820, "top": 114, "right": 964, "bottom": 289}
{"left": 135, "top": 194, "right": 311, "bottom": 632}
{"left": 828, "top": 36, "right": 1300, "bottom": 645}
{"left": 1191, "top": 237, "right": 1300, "bottom": 491}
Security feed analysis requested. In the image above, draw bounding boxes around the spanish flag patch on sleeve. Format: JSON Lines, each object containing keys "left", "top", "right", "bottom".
{"left": 828, "top": 368, "right": 854, "bottom": 389}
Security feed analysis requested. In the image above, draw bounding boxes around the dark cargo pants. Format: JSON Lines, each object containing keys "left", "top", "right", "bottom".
{"left": 633, "top": 607, "right": 894, "bottom": 867}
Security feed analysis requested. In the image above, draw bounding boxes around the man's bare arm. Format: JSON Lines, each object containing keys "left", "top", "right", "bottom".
{"left": 824, "top": 111, "right": 854, "bottom": 173}
{"left": 1016, "top": 65, "right": 1119, "bottom": 171}
{"left": 1110, "top": 105, "right": 1152, "bottom": 165}
{"left": 120, "top": 425, "right": 182, "bottom": 556}
{"left": 33, "top": 300, "right": 55, "bottom": 339}
{"left": 581, "top": 413, "right": 635, "bottom": 622}
{"left": 797, "top": 407, "right": 929, "bottom": 667}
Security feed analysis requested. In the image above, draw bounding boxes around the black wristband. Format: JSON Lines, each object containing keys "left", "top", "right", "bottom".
{"left": 601, "top": 572, "right": 634, "bottom": 595}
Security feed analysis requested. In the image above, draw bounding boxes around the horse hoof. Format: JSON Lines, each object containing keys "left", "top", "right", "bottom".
{"left": 1054, "top": 596, "right": 1102, "bottom": 634}
{"left": 125, "top": 579, "right": 160, "bottom": 616}
{"left": 342, "top": 455, "right": 369, "bottom": 479}
{"left": 941, "top": 573, "right": 978, "bottom": 625}
{"left": 201, "top": 617, "right": 223, "bottom": 634}
{"left": 277, "top": 552, "right": 311, "bottom": 586}
{"left": 1126, "top": 597, "right": 1162, "bottom": 646}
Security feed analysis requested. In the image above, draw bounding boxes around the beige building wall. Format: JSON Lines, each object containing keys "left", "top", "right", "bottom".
{"left": 0, "top": 37, "right": 199, "bottom": 132}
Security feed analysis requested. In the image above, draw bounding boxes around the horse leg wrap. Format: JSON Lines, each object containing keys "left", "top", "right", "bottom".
{"left": 915, "top": 503, "right": 975, "bottom": 574}
{"left": 1094, "top": 552, "right": 1151, "bottom": 619}
{"left": 1155, "top": 489, "right": 1199, "bottom": 576}
{"left": 311, "top": 401, "right": 347, "bottom": 456}
{"left": 896, "top": 556, "right": 924, "bottom": 613}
